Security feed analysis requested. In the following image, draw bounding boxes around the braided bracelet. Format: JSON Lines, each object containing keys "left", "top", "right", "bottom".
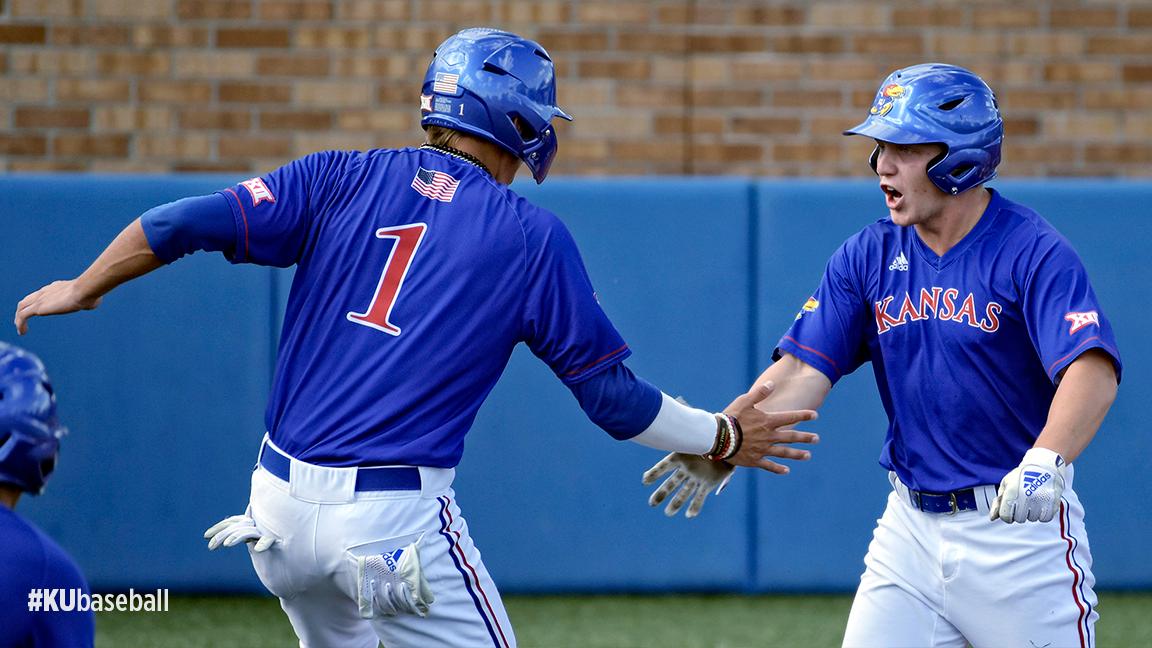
{"left": 703, "top": 414, "right": 740, "bottom": 462}
{"left": 703, "top": 414, "right": 729, "bottom": 461}
{"left": 725, "top": 413, "right": 743, "bottom": 458}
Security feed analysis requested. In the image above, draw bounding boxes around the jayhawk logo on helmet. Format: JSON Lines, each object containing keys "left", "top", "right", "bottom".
{"left": 870, "top": 83, "right": 905, "bottom": 117}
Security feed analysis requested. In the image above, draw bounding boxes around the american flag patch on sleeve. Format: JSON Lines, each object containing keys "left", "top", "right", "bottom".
{"left": 411, "top": 167, "right": 460, "bottom": 203}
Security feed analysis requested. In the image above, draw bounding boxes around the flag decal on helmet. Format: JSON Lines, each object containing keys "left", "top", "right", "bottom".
{"left": 433, "top": 73, "right": 459, "bottom": 94}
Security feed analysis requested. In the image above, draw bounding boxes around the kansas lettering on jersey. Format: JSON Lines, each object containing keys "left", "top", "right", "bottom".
{"left": 215, "top": 148, "right": 631, "bottom": 467}
{"left": 776, "top": 189, "right": 1121, "bottom": 492}
{"left": 873, "top": 288, "right": 1002, "bottom": 334}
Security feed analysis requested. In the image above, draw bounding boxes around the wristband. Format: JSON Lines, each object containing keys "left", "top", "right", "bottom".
{"left": 703, "top": 414, "right": 741, "bottom": 462}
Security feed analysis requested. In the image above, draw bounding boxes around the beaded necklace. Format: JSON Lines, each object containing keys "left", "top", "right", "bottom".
{"left": 419, "top": 144, "right": 492, "bottom": 178}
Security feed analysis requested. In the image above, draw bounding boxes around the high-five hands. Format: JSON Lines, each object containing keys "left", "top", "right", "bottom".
{"left": 643, "top": 382, "right": 819, "bottom": 518}
{"left": 721, "top": 382, "right": 819, "bottom": 471}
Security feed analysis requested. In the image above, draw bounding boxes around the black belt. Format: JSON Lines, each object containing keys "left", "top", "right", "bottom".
{"left": 907, "top": 487, "right": 980, "bottom": 514}
{"left": 258, "top": 443, "right": 421, "bottom": 492}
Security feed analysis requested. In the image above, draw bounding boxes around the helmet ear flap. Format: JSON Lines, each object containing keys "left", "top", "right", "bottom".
{"left": 868, "top": 145, "right": 880, "bottom": 174}
{"left": 927, "top": 147, "right": 998, "bottom": 195}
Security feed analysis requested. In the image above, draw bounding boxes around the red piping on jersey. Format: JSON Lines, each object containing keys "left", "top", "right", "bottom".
{"left": 223, "top": 188, "right": 250, "bottom": 261}
{"left": 564, "top": 344, "right": 628, "bottom": 377}
{"left": 782, "top": 336, "right": 841, "bottom": 378}
{"left": 1059, "top": 501, "right": 1089, "bottom": 648}
{"left": 1046, "top": 336, "right": 1104, "bottom": 379}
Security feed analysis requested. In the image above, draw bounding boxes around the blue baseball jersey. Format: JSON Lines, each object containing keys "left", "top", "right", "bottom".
{"left": 0, "top": 506, "right": 94, "bottom": 647}
{"left": 777, "top": 189, "right": 1121, "bottom": 492}
{"left": 199, "top": 148, "right": 628, "bottom": 467}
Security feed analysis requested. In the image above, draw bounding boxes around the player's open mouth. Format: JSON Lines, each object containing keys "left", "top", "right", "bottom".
{"left": 882, "top": 184, "right": 902, "bottom": 209}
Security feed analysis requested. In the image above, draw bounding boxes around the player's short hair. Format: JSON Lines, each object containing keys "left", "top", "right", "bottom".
{"left": 423, "top": 125, "right": 463, "bottom": 149}
{"left": 0, "top": 343, "right": 65, "bottom": 495}
{"left": 844, "top": 63, "right": 1003, "bottom": 195}
{"left": 419, "top": 28, "right": 572, "bottom": 184}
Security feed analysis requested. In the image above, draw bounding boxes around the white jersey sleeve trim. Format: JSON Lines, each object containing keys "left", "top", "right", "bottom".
{"left": 628, "top": 392, "right": 715, "bottom": 454}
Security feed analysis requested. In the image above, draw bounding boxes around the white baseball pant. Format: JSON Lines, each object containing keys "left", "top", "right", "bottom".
{"left": 843, "top": 468, "right": 1096, "bottom": 648}
{"left": 246, "top": 438, "right": 516, "bottom": 648}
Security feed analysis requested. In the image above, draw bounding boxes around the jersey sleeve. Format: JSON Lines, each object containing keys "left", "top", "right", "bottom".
{"left": 520, "top": 211, "right": 631, "bottom": 385}
{"left": 140, "top": 193, "right": 237, "bottom": 263}
{"left": 217, "top": 151, "right": 350, "bottom": 267}
{"left": 774, "top": 240, "right": 871, "bottom": 385}
{"left": 567, "top": 361, "right": 662, "bottom": 440}
{"left": 1022, "top": 235, "right": 1122, "bottom": 384}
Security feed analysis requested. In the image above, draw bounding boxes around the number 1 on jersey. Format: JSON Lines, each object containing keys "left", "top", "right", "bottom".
{"left": 347, "top": 223, "right": 428, "bottom": 336}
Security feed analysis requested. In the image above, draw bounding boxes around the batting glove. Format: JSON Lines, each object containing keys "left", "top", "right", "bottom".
{"left": 643, "top": 452, "right": 735, "bottom": 518}
{"left": 989, "top": 448, "right": 1067, "bottom": 524}
{"left": 204, "top": 512, "right": 279, "bottom": 552}
{"left": 357, "top": 541, "right": 435, "bottom": 618}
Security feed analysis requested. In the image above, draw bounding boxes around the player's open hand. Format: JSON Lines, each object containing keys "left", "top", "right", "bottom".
{"left": 642, "top": 452, "right": 734, "bottom": 518}
{"left": 724, "top": 382, "right": 819, "bottom": 472}
{"left": 14, "top": 279, "right": 102, "bottom": 335}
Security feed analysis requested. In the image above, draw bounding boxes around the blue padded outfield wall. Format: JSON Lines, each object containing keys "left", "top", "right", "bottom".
{"left": 1, "top": 175, "right": 1149, "bottom": 593}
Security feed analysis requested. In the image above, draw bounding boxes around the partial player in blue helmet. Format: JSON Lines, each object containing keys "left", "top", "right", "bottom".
{"left": 15, "top": 27, "right": 819, "bottom": 648}
{"left": 646, "top": 62, "right": 1120, "bottom": 647}
{"left": 420, "top": 27, "right": 572, "bottom": 184}
{"left": 844, "top": 62, "right": 1004, "bottom": 196}
{"left": 0, "top": 343, "right": 95, "bottom": 647}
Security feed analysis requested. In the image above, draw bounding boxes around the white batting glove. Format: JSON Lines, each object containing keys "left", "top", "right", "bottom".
{"left": 204, "top": 512, "right": 279, "bottom": 552}
{"left": 357, "top": 541, "right": 435, "bottom": 618}
{"left": 643, "top": 452, "right": 735, "bottom": 518}
{"left": 989, "top": 448, "right": 1067, "bottom": 524}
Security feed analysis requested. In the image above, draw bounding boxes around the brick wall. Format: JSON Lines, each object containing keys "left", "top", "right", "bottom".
{"left": 2, "top": 0, "right": 1150, "bottom": 177}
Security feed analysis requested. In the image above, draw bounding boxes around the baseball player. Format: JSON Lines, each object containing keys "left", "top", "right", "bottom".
{"left": 14, "top": 28, "right": 818, "bottom": 648}
{"left": 0, "top": 342, "right": 95, "bottom": 647}
{"left": 645, "top": 63, "right": 1120, "bottom": 647}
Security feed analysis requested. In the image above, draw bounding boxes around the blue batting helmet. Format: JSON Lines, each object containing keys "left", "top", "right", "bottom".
{"left": 420, "top": 28, "right": 572, "bottom": 184}
{"left": 0, "top": 343, "right": 65, "bottom": 495}
{"left": 844, "top": 63, "right": 1003, "bottom": 195}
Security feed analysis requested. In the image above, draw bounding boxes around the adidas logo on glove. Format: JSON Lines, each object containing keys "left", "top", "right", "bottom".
{"left": 382, "top": 548, "right": 404, "bottom": 573}
{"left": 1022, "top": 470, "right": 1051, "bottom": 497}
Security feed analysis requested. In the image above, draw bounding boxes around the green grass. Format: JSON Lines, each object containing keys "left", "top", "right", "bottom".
{"left": 95, "top": 592, "right": 1152, "bottom": 648}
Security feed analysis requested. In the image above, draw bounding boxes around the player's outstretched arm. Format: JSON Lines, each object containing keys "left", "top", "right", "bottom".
{"left": 14, "top": 218, "right": 162, "bottom": 335}
{"left": 726, "top": 354, "right": 832, "bottom": 472}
